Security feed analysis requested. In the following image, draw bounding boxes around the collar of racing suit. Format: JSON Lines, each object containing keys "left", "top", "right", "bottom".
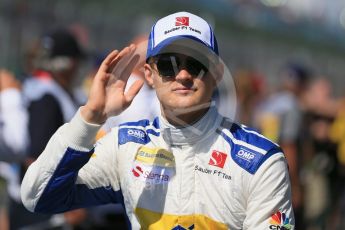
{"left": 159, "top": 105, "right": 223, "bottom": 145}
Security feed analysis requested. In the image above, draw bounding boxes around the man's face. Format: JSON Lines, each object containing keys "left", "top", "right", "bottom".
{"left": 145, "top": 53, "right": 218, "bottom": 112}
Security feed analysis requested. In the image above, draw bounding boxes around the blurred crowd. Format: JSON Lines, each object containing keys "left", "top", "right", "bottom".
{"left": 235, "top": 66, "right": 345, "bottom": 230}
{"left": 0, "top": 26, "right": 344, "bottom": 230}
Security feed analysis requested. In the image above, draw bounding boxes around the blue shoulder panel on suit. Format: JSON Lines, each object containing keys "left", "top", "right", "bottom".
{"left": 219, "top": 120, "right": 282, "bottom": 174}
{"left": 119, "top": 119, "right": 151, "bottom": 127}
{"left": 118, "top": 118, "right": 160, "bottom": 145}
{"left": 118, "top": 128, "right": 151, "bottom": 145}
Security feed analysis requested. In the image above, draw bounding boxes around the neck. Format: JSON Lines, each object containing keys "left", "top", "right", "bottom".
{"left": 161, "top": 103, "right": 211, "bottom": 127}
{"left": 52, "top": 72, "right": 72, "bottom": 93}
{"left": 159, "top": 105, "right": 221, "bottom": 145}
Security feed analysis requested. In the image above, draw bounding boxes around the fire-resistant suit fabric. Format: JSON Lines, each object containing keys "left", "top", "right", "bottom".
{"left": 21, "top": 107, "right": 294, "bottom": 230}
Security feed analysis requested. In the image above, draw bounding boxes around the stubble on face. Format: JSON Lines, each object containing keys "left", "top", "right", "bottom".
{"left": 153, "top": 71, "right": 217, "bottom": 126}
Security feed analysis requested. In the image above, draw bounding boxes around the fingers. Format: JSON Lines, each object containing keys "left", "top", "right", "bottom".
{"left": 106, "top": 45, "right": 138, "bottom": 88}
{"left": 86, "top": 44, "right": 142, "bottom": 122}
{"left": 98, "top": 50, "right": 119, "bottom": 73}
{"left": 118, "top": 54, "right": 140, "bottom": 89}
{"left": 97, "top": 44, "right": 137, "bottom": 74}
{"left": 124, "top": 79, "right": 144, "bottom": 104}
{"left": 109, "top": 44, "right": 136, "bottom": 73}
{"left": 94, "top": 45, "right": 136, "bottom": 87}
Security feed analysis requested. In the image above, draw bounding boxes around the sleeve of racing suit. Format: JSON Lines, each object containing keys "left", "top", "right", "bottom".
{"left": 243, "top": 151, "right": 295, "bottom": 230}
{"left": 21, "top": 109, "right": 121, "bottom": 214}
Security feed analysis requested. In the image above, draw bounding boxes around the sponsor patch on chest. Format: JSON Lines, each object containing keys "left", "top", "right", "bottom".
{"left": 131, "top": 163, "right": 174, "bottom": 184}
{"left": 135, "top": 146, "right": 175, "bottom": 167}
{"left": 208, "top": 150, "right": 228, "bottom": 168}
{"left": 131, "top": 146, "right": 175, "bottom": 184}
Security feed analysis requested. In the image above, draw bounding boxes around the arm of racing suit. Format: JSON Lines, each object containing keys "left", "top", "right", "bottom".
{"left": 243, "top": 151, "right": 295, "bottom": 230}
{"left": 21, "top": 109, "right": 121, "bottom": 213}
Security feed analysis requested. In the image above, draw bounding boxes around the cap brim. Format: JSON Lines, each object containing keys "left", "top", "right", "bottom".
{"left": 146, "top": 35, "right": 217, "bottom": 61}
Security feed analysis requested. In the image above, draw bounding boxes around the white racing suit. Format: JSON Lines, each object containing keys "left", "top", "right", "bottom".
{"left": 21, "top": 107, "right": 295, "bottom": 230}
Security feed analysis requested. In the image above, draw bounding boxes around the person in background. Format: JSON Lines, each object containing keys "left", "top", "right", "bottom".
{"left": 254, "top": 63, "right": 311, "bottom": 229}
{"left": 234, "top": 69, "right": 267, "bottom": 126}
{"left": 9, "top": 28, "right": 88, "bottom": 230}
{"left": 330, "top": 97, "right": 345, "bottom": 229}
{"left": 302, "top": 78, "right": 345, "bottom": 229}
{"left": 0, "top": 69, "right": 28, "bottom": 230}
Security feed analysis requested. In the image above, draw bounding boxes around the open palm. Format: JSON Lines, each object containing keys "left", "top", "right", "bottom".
{"left": 81, "top": 45, "right": 144, "bottom": 124}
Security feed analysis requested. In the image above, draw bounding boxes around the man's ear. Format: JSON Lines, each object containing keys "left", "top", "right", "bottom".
{"left": 144, "top": 63, "right": 155, "bottom": 88}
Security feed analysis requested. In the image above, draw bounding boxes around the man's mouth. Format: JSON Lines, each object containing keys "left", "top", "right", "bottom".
{"left": 172, "top": 87, "right": 196, "bottom": 94}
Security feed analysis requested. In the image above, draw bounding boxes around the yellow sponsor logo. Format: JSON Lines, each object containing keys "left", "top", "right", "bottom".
{"left": 135, "top": 147, "right": 175, "bottom": 167}
{"left": 135, "top": 208, "right": 228, "bottom": 230}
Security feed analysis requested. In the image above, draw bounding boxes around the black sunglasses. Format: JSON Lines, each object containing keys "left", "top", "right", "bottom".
{"left": 153, "top": 53, "right": 208, "bottom": 78}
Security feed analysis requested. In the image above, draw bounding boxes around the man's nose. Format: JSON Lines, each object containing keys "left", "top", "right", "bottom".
{"left": 175, "top": 69, "right": 193, "bottom": 82}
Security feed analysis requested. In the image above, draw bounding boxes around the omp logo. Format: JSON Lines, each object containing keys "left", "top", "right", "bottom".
{"left": 208, "top": 150, "right": 227, "bottom": 168}
{"left": 172, "top": 224, "right": 194, "bottom": 230}
{"left": 269, "top": 211, "right": 292, "bottom": 230}
{"left": 236, "top": 149, "right": 255, "bottom": 162}
{"left": 119, "top": 128, "right": 149, "bottom": 145}
{"left": 132, "top": 165, "right": 143, "bottom": 177}
{"left": 127, "top": 129, "right": 145, "bottom": 140}
{"left": 175, "top": 17, "right": 189, "bottom": 26}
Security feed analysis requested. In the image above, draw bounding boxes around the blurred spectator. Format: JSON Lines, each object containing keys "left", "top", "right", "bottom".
{"left": 0, "top": 69, "right": 28, "bottom": 230}
{"left": 330, "top": 98, "right": 345, "bottom": 166}
{"left": 254, "top": 63, "right": 311, "bottom": 229}
{"left": 234, "top": 69, "right": 267, "bottom": 126}
{"left": 300, "top": 78, "right": 345, "bottom": 230}
{"left": 23, "top": 28, "right": 86, "bottom": 163}
{"left": 9, "top": 29, "right": 88, "bottom": 229}
{"left": 329, "top": 96, "right": 345, "bottom": 229}
{"left": 303, "top": 78, "right": 339, "bottom": 117}
{"left": 301, "top": 114, "right": 335, "bottom": 230}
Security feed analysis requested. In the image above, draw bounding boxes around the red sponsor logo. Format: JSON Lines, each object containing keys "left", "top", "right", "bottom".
{"left": 132, "top": 165, "right": 143, "bottom": 177}
{"left": 175, "top": 17, "right": 189, "bottom": 26}
{"left": 131, "top": 165, "right": 170, "bottom": 183}
{"left": 208, "top": 150, "right": 227, "bottom": 168}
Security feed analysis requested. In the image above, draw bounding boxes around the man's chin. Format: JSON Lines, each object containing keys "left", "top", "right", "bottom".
{"left": 165, "top": 101, "right": 211, "bottom": 115}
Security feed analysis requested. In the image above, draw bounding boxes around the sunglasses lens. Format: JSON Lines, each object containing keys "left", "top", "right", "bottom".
{"left": 155, "top": 54, "right": 208, "bottom": 77}
{"left": 156, "top": 56, "right": 177, "bottom": 77}
{"left": 186, "top": 58, "right": 208, "bottom": 76}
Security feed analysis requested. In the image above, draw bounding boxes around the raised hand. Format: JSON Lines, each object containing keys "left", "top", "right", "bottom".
{"left": 81, "top": 45, "right": 144, "bottom": 124}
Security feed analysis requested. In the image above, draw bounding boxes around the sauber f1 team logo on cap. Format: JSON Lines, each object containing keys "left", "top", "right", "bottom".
{"left": 208, "top": 150, "right": 227, "bottom": 168}
{"left": 269, "top": 211, "right": 293, "bottom": 229}
{"left": 175, "top": 17, "right": 189, "bottom": 26}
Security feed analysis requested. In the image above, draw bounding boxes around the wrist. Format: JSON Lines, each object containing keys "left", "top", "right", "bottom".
{"left": 80, "top": 105, "right": 106, "bottom": 125}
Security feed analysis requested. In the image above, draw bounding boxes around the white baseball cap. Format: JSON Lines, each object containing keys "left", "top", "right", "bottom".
{"left": 146, "top": 11, "right": 219, "bottom": 60}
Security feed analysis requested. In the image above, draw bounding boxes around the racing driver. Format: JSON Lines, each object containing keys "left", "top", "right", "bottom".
{"left": 21, "top": 12, "right": 295, "bottom": 229}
